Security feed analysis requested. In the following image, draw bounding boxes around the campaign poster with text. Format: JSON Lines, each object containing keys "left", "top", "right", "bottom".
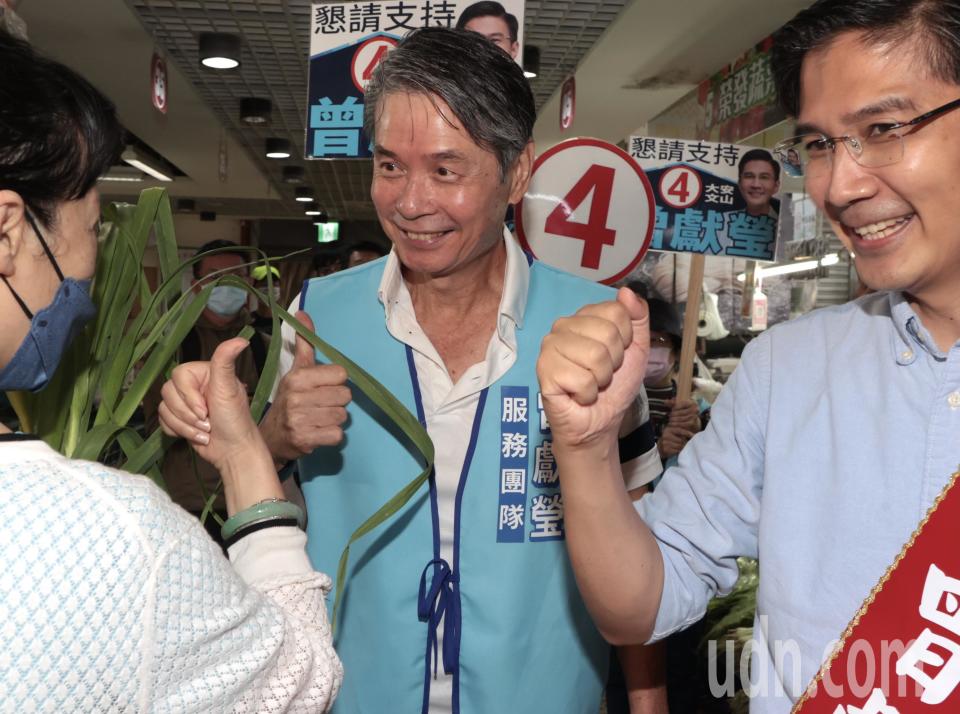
{"left": 308, "top": 0, "right": 525, "bottom": 158}
{"left": 628, "top": 136, "right": 782, "bottom": 261}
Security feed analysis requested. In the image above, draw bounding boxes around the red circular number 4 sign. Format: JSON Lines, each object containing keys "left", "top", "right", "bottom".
{"left": 351, "top": 36, "right": 398, "bottom": 93}
{"left": 658, "top": 165, "right": 702, "bottom": 209}
{"left": 516, "top": 138, "right": 654, "bottom": 285}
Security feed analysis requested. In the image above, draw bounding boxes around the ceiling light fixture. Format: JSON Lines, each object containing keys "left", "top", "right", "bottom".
{"left": 295, "top": 186, "right": 315, "bottom": 202}
{"left": 304, "top": 201, "right": 322, "bottom": 216}
{"left": 265, "top": 138, "right": 292, "bottom": 159}
{"left": 240, "top": 97, "right": 272, "bottom": 124}
{"left": 199, "top": 32, "right": 241, "bottom": 70}
{"left": 99, "top": 166, "right": 145, "bottom": 183}
{"left": 736, "top": 253, "right": 840, "bottom": 281}
{"left": 121, "top": 147, "right": 173, "bottom": 182}
{"left": 523, "top": 45, "right": 540, "bottom": 79}
{"left": 98, "top": 165, "right": 145, "bottom": 182}
{"left": 283, "top": 165, "right": 305, "bottom": 184}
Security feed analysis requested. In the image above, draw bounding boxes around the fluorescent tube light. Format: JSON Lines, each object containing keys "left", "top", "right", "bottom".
{"left": 737, "top": 253, "right": 840, "bottom": 281}
{"left": 121, "top": 148, "right": 173, "bottom": 182}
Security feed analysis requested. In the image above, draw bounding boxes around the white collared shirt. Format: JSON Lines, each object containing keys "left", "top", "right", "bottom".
{"left": 377, "top": 229, "right": 531, "bottom": 587}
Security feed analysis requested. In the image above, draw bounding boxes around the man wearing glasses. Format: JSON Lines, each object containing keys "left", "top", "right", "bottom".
{"left": 534, "top": 0, "right": 960, "bottom": 710}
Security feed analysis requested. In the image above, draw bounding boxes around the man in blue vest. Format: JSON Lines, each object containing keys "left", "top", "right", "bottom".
{"left": 164, "top": 27, "right": 663, "bottom": 713}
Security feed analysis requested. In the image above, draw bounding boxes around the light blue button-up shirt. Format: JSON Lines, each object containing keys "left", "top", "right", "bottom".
{"left": 638, "top": 291, "right": 960, "bottom": 712}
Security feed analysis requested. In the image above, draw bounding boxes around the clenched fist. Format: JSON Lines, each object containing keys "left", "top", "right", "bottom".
{"left": 537, "top": 288, "right": 650, "bottom": 450}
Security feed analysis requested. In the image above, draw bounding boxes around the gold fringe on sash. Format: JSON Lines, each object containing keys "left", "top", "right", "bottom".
{"left": 792, "top": 468, "right": 960, "bottom": 712}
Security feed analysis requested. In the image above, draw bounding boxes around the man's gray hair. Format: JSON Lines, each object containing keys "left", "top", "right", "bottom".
{"left": 363, "top": 27, "right": 536, "bottom": 180}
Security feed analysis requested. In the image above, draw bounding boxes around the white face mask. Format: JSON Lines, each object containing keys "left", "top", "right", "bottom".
{"left": 206, "top": 285, "right": 248, "bottom": 317}
{"left": 643, "top": 346, "right": 674, "bottom": 386}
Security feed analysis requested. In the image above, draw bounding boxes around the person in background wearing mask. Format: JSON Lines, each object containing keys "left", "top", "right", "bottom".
{"left": 144, "top": 239, "right": 268, "bottom": 548}
{"left": 0, "top": 31, "right": 340, "bottom": 710}
{"left": 643, "top": 298, "right": 709, "bottom": 471}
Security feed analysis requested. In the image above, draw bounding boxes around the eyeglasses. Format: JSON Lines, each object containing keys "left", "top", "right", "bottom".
{"left": 650, "top": 335, "right": 672, "bottom": 348}
{"left": 773, "top": 97, "right": 960, "bottom": 178}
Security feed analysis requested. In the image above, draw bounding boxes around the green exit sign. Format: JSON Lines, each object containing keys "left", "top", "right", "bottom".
{"left": 316, "top": 221, "right": 339, "bottom": 243}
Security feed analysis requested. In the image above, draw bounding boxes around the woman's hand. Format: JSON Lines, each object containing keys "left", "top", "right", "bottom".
{"left": 158, "top": 338, "right": 262, "bottom": 469}
{"left": 159, "top": 338, "right": 282, "bottom": 513}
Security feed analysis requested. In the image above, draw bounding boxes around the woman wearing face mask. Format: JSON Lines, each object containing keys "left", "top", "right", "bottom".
{"left": 0, "top": 33, "right": 341, "bottom": 711}
{"left": 642, "top": 298, "right": 711, "bottom": 468}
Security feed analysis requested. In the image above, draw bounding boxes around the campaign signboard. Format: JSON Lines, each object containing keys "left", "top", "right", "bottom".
{"left": 307, "top": 0, "right": 525, "bottom": 159}
{"left": 628, "top": 136, "right": 782, "bottom": 261}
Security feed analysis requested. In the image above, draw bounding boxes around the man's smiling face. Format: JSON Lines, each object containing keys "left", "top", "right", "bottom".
{"left": 799, "top": 31, "right": 960, "bottom": 303}
{"left": 370, "top": 91, "right": 527, "bottom": 279}
{"left": 738, "top": 159, "right": 779, "bottom": 216}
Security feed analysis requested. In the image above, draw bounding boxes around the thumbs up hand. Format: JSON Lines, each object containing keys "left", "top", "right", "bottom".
{"left": 258, "top": 311, "right": 352, "bottom": 465}
{"left": 159, "top": 336, "right": 263, "bottom": 472}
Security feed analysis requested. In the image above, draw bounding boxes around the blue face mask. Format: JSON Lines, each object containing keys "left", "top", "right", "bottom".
{"left": 0, "top": 213, "right": 97, "bottom": 392}
{"left": 206, "top": 284, "right": 248, "bottom": 318}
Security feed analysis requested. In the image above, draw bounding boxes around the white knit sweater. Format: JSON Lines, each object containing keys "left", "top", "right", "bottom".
{"left": 0, "top": 438, "right": 342, "bottom": 712}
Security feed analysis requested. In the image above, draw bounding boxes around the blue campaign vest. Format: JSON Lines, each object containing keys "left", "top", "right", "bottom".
{"left": 299, "top": 256, "right": 615, "bottom": 714}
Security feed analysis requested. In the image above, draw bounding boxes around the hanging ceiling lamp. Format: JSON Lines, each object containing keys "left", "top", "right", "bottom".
{"left": 265, "top": 138, "right": 292, "bottom": 159}
{"left": 295, "top": 186, "right": 315, "bottom": 202}
{"left": 199, "top": 32, "right": 241, "bottom": 70}
{"left": 240, "top": 97, "right": 272, "bottom": 124}
{"left": 523, "top": 45, "right": 540, "bottom": 79}
{"left": 283, "top": 166, "right": 305, "bottom": 184}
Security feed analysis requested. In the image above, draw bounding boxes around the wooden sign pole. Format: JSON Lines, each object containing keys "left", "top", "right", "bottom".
{"left": 675, "top": 254, "right": 705, "bottom": 403}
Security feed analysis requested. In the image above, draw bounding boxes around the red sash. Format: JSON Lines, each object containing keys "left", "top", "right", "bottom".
{"left": 794, "top": 471, "right": 960, "bottom": 713}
